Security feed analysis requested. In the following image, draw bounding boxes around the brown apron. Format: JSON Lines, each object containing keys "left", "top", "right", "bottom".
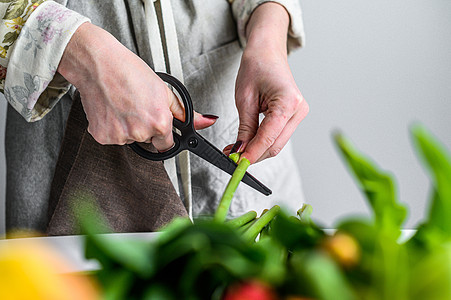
{"left": 46, "top": 93, "right": 188, "bottom": 236}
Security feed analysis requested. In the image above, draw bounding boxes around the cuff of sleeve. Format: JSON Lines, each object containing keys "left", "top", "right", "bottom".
{"left": 231, "top": 0, "right": 305, "bottom": 53}
{"left": 4, "top": 1, "right": 90, "bottom": 122}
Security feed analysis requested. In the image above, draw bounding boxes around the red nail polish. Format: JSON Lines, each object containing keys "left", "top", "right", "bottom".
{"left": 230, "top": 141, "right": 244, "bottom": 154}
{"left": 202, "top": 114, "right": 219, "bottom": 120}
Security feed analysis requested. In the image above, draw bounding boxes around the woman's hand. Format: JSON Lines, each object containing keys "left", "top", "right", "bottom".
{"left": 58, "top": 22, "right": 217, "bottom": 150}
{"left": 224, "top": 3, "right": 309, "bottom": 164}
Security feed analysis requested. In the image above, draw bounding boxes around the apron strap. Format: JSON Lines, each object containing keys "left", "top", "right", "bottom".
{"left": 142, "top": 0, "right": 193, "bottom": 219}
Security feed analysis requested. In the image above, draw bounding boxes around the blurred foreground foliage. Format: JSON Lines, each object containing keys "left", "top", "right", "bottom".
{"left": 60, "top": 124, "right": 451, "bottom": 299}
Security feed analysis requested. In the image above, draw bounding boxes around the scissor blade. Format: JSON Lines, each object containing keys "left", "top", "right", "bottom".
{"left": 189, "top": 134, "right": 272, "bottom": 196}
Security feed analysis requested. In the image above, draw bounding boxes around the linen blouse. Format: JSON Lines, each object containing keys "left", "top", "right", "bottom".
{"left": 3, "top": 0, "right": 307, "bottom": 231}
{"left": 0, "top": 0, "right": 304, "bottom": 121}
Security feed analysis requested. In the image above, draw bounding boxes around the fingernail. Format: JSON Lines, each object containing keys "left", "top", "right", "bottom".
{"left": 230, "top": 141, "right": 244, "bottom": 154}
{"left": 202, "top": 114, "right": 219, "bottom": 120}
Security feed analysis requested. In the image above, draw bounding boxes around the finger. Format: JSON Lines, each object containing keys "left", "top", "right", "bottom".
{"left": 254, "top": 111, "right": 304, "bottom": 163}
{"left": 125, "top": 138, "right": 152, "bottom": 144}
{"left": 241, "top": 114, "right": 285, "bottom": 163}
{"left": 246, "top": 98, "right": 309, "bottom": 163}
{"left": 87, "top": 122, "right": 127, "bottom": 145}
{"left": 234, "top": 96, "right": 260, "bottom": 150}
{"left": 222, "top": 144, "right": 234, "bottom": 156}
{"left": 167, "top": 88, "right": 185, "bottom": 122}
{"left": 222, "top": 141, "right": 248, "bottom": 157}
{"left": 151, "top": 129, "right": 175, "bottom": 152}
{"left": 193, "top": 112, "right": 218, "bottom": 130}
{"left": 239, "top": 99, "right": 301, "bottom": 163}
{"left": 149, "top": 110, "right": 176, "bottom": 152}
{"left": 158, "top": 141, "right": 176, "bottom": 152}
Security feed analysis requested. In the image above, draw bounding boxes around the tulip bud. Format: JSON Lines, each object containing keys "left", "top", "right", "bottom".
{"left": 322, "top": 232, "right": 361, "bottom": 268}
{"left": 223, "top": 280, "right": 278, "bottom": 300}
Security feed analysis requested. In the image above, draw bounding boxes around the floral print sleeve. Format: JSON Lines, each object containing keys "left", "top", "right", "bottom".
{"left": 230, "top": 0, "right": 305, "bottom": 53}
{"left": 0, "top": 1, "right": 90, "bottom": 121}
{"left": 0, "top": 0, "right": 44, "bottom": 85}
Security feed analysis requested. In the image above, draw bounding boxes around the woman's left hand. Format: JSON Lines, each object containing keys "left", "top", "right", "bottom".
{"left": 223, "top": 3, "right": 309, "bottom": 164}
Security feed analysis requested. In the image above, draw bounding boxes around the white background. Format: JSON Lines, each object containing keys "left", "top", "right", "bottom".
{"left": 1, "top": 0, "right": 451, "bottom": 236}
{"left": 290, "top": 0, "right": 451, "bottom": 229}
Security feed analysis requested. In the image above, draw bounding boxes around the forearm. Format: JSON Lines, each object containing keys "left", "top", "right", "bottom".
{"left": 245, "top": 2, "right": 290, "bottom": 57}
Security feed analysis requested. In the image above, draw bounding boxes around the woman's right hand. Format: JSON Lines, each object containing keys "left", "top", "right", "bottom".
{"left": 57, "top": 22, "right": 216, "bottom": 150}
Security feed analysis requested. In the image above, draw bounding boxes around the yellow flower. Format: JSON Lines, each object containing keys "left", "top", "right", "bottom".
{"left": 0, "top": 46, "right": 7, "bottom": 58}
{"left": 5, "top": 17, "right": 25, "bottom": 33}
{"left": 0, "top": 239, "right": 100, "bottom": 300}
{"left": 26, "top": 1, "right": 42, "bottom": 17}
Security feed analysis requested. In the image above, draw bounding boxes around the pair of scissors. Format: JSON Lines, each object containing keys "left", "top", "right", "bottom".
{"left": 129, "top": 72, "right": 272, "bottom": 196}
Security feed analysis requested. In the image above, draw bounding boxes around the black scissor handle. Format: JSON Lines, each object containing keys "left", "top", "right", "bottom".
{"left": 156, "top": 72, "right": 193, "bottom": 128}
{"left": 129, "top": 72, "right": 193, "bottom": 161}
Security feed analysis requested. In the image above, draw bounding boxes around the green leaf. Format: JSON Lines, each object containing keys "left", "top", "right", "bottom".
{"left": 409, "top": 243, "right": 451, "bottom": 299}
{"left": 333, "top": 132, "right": 407, "bottom": 237}
{"left": 73, "top": 192, "right": 155, "bottom": 277}
{"left": 270, "top": 210, "right": 325, "bottom": 251}
{"left": 2, "top": 31, "right": 19, "bottom": 44}
{"left": 156, "top": 217, "right": 192, "bottom": 245}
{"left": 102, "top": 269, "right": 135, "bottom": 300}
{"left": 150, "top": 220, "right": 279, "bottom": 298}
{"left": 289, "top": 251, "right": 356, "bottom": 300}
{"left": 337, "top": 218, "right": 377, "bottom": 252}
{"left": 143, "top": 284, "right": 176, "bottom": 300}
{"left": 3, "top": 0, "right": 27, "bottom": 20}
{"left": 297, "top": 203, "right": 313, "bottom": 224}
{"left": 411, "top": 124, "right": 451, "bottom": 235}
{"left": 254, "top": 237, "right": 287, "bottom": 284}
{"left": 85, "top": 235, "right": 154, "bottom": 277}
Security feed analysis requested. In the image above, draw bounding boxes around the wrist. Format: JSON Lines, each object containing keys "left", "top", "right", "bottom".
{"left": 57, "top": 22, "right": 113, "bottom": 88}
{"left": 245, "top": 2, "right": 290, "bottom": 58}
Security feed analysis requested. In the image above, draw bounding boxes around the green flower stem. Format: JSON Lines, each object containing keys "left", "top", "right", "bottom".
{"left": 226, "top": 211, "right": 258, "bottom": 228}
{"left": 214, "top": 158, "right": 251, "bottom": 222}
{"left": 242, "top": 205, "right": 281, "bottom": 242}
{"left": 229, "top": 152, "right": 241, "bottom": 163}
{"left": 238, "top": 219, "right": 256, "bottom": 234}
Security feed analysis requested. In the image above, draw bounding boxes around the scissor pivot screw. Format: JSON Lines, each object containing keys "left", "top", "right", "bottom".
{"left": 188, "top": 137, "right": 198, "bottom": 148}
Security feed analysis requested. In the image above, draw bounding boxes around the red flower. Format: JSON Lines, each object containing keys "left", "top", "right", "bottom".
{"left": 223, "top": 280, "right": 278, "bottom": 300}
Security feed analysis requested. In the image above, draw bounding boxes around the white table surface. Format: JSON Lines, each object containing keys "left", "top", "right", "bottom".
{"left": 0, "top": 232, "right": 159, "bottom": 273}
